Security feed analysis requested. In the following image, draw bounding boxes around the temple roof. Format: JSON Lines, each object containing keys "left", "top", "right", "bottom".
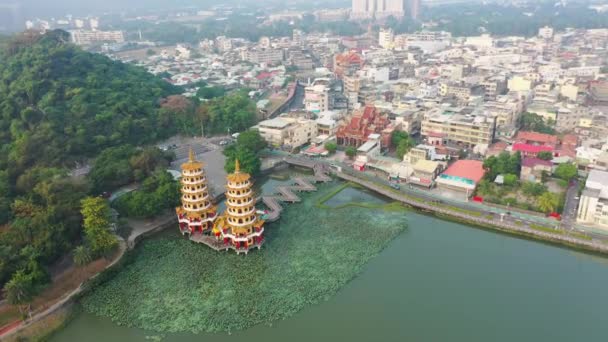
{"left": 226, "top": 159, "right": 251, "bottom": 183}
{"left": 181, "top": 148, "right": 204, "bottom": 170}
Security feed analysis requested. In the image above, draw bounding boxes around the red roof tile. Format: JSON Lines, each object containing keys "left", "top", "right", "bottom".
{"left": 512, "top": 143, "right": 554, "bottom": 154}
{"left": 442, "top": 160, "right": 485, "bottom": 183}
{"left": 522, "top": 157, "right": 553, "bottom": 168}
{"left": 516, "top": 131, "right": 558, "bottom": 145}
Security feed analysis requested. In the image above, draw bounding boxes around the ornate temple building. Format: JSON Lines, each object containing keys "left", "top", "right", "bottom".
{"left": 176, "top": 149, "right": 217, "bottom": 235}
{"left": 336, "top": 105, "right": 394, "bottom": 148}
{"left": 212, "top": 160, "right": 265, "bottom": 253}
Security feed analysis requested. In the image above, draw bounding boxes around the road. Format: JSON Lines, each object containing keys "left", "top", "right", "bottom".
{"left": 287, "top": 83, "right": 305, "bottom": 111}
{"left": 275, "top": 152, "right": 608, "bottom": 243}
{"left": 168, "top": 137, "right": 228, "bottom": 198}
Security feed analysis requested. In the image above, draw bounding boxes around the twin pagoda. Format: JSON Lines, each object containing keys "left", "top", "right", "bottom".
{"left": 176, "top": 150, "right": 265, "bottom": 253}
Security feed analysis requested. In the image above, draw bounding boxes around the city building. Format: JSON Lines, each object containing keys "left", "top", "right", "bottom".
{"left": 241, "top": 48, "right": 284, "bottom": 65}
{"left": 352, "top": 0, "right": 405, "bottom": 19}
{"left": 436, "top": 160, "right": 485, "bottom": 195}
{"left": 379, "top": 28, "right": 394, "bottom": 49}
{"left": 336, "top": 105, "right": 393, "bottom": 148}
{"left": 212, "top": 160, "right": 265, "bottom": 253}
{"left": 577, "top": 170, "right": 608, "bottom": 229}
{"left": 421, "top": 108, "right": 496, "bottom": 147}
{"left": 304, "top": 84, "right": 330, "bottom": 113}
{"left": 176, "top": 150, "right": 218, "bottom": 235}
{"left": 333, "top": 51, "right": 364, "bottom": 79}
{"left": 520, "top": 157, "right": 553, "bottom": 183}
{"left": 255, "top": 117, "right": 317, "bottom": 150}
{"left": 409, "top": 0, "right": 421, "bottom": 20}
{"left": 538, "top": 26, "right": 554, "bottom": 40}
{"left": 410, "top": 160, "right": 442, "bottom": 188}
{"left": 69, "top": 30, "right": 125, "bottom": 45}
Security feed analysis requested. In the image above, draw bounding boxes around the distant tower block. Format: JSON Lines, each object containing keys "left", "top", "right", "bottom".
{"left": 409, "top": 0, "right": 421, "bottom": 20}
{"left": 212, "top": 160, "right": 265, "bottom": 253}
{"left": 176, "top": 148, "right": 217, "bottom": 235}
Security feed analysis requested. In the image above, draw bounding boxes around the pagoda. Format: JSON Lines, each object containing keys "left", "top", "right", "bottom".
{"left": 176, "top": 149, "right": 217, "bottom": 235}
{"left": 212, "top": 160, "right": 265, "bottom": 253}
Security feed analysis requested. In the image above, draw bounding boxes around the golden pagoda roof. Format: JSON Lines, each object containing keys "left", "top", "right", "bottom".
{"left": 181, "top": 147, "right": 204, "bottom": 171}
{"left": 226, "top": 159, "right": 251, "bottom": 183}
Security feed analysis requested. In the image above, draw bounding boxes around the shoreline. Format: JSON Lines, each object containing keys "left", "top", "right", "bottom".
{"left": 7, "top": 165, "right": 608, "bottom": 340}
{"left": 334, "top": 171, "right": 608, "bottom": 255}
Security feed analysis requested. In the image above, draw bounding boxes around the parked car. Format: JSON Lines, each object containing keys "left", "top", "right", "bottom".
{"left": 390, "top": 183, "right": 400, "bottom": 190}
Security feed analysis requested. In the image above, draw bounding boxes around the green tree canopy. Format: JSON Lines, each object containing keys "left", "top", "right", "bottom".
{"left": 554, "top": 163, "right": 578, "bottom": 181}
{"left": 538, "top": 192, "right": 559, "bottom": 214}
{"left": 81, "top": 197, "right": 118, "bottom": 257}
{"left": 345, "top": 146, "right": 357, "bottom": 159}
{"left": 325, "top": 142, "right": 337, "bottom": 154}
{"left": 537, "top": 151, "right": 553, "bottom": 161}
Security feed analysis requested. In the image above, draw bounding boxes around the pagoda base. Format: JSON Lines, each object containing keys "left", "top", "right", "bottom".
{"left": 189, "top": 231, "right": 264, "bottom": 254}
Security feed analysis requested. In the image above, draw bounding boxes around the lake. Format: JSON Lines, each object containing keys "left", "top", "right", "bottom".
{"left": 51, "top": 177, "right": 608, "bottom": 342}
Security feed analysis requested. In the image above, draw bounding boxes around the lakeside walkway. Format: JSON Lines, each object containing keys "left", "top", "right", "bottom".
{"left": 275, "top": 154, "right": 608, "bottom": 254}
{"left": 338, "top": 171, "right": 608, "bottom": 253}
{"left": 260, "top": 163, "right": 331, "bottom": 222}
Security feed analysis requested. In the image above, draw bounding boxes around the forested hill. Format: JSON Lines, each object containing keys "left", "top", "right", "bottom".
{"left": 0, "top": 30, "right": 179, "bottom": 174}
{"left": 0, "top": 30, "right": 179, "bottom": 289}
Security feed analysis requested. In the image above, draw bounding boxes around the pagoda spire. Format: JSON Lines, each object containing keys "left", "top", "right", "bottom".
{"left": 189, "top": 147, "right": 195, "bottom": 162}
{"left": 234, "top": 159, "right": 240, "bottom": 173}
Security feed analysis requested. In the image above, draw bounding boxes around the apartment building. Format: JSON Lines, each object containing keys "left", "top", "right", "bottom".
{"left": 304, "top": 84, "right": 330, "bottom": 113}
{"left": 421, "top": 108, "right": 496, "bottom": 147}
{"left": 69, "top": 30, "right": 125, "bottom": 45}
{"left": 254, "top": 117, "right": 317, "bottom": 150}
{"left": 241, "top": 48, "right": 284, "bottom": 65}
{"left": 577, "top": 170, "right": 608, "bottom": 229}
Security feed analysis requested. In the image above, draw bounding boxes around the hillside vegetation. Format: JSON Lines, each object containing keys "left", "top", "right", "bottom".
{"left": 0, "top": 30, "right": 180, "bottom": 292}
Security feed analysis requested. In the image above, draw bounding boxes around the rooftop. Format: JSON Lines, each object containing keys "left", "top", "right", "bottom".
{"left": 258, "top": 118, "right": 292, "bottom": 129}
{"left": 413, "top": 159, "right": 440, "bottom": 173}
{"left": 522, "top": 157, "right": 553, "bottom": 168}
{"left": 441, "top": 160, "right": 485, "bottom": 184}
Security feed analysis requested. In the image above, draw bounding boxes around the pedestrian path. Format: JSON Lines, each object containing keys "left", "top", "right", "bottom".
{"left": 260, "top": 165, "right": 331, "bottom": 222}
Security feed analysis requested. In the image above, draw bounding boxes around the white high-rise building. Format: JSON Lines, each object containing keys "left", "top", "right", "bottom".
{"left": 379, "top": 28, "right": 394, "bottom": 49}
{"left": 538, "top": 26, "right": 554, "bottom": 39}
{"left": 352, "top": 0, "right": 404, "bottom": 19}
{"left": 90, "top": 18, "right": 99, "bottom": 30}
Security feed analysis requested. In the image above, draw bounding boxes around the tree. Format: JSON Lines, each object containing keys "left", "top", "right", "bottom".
{"left": 477, "top": 179, "right": 492, "bottom": 195}
{"left": 3, "top": 269, "right": 36, "bottom": 316}
{"left": 236, "top": 130, "right": 267, "bottom": 153}
{"left": 538, "top": 192, "right": 559, "bottom": 213}
{"left": 537, "top": 151, "right": 553, "bottom": 160}
{"left": 345, "top": 146, "right": 357, "bottom": 159}
{"left": 81, "top": 197, "right": 118, "bottom": 257}
{"left": 391, "top": 131, "right": 410, "bottom": 147}
{"left": 73, "top": 245, "right": 92, "bottom": 267}
{"left": 196, "top": 86, "right": 226, "bottom": 100}
{"left": 519, "top": 112, "right": 555, "bottom": 134}
{"left": 396, "top": 139, "right": 413, "bottom": 159}
{"left": 522, "top": 182, "right": 547, "bottom": 197}
{"left": 325, "top": 142, "right": 337, "bottom": 154}
{"left": 503, "top": 174, "right": 518, "bottom": 186}
{"left": 554, "top": 163, "right": 577, "bottom": 181}
{"left": 224, "top": 147, "right": 262, "bottom": 175}
{"left": 113, "top": 171, "right": 181, "bottom": 218}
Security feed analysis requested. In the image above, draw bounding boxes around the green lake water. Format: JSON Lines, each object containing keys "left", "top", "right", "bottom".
{"left": 50, "top": 177, "right": 608, "bottom": 342}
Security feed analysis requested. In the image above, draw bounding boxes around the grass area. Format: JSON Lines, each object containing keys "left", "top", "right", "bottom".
{"left": 435, "top": 203, "right": 482, "bottom": 217}
{"left": 0, "top": 306, "right": 20, "bottom": 327}
{"left": 569, "top": 232, "right": 593, "bottom": 241}
{"left": 4, "top": 305, "right": 75, "bottom": 342}
{"left": 81, "top": 183, "right": 408, "bottom": 333}
{"left": 0, "top": 246, "right": 121, "bottom": 334}
{"left": 530, "top": 224, "right": 561, "bottom": 234}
